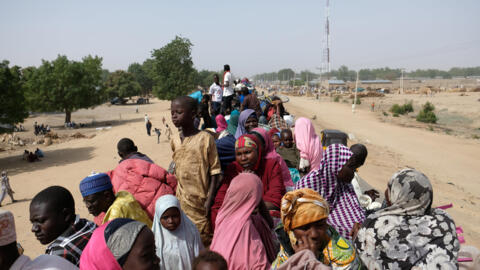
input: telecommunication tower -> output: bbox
[321,0,331,77]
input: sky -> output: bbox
[1,0,479,77]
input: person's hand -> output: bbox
[204,199,212,218]
[350,222,362,240]
[364,189,380,201]
[293,235,317,256]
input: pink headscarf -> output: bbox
[252,127,293,188]
[294,117,323,171]
[215,114,228,133]
[210,173,270,269]
[80,222,121,270]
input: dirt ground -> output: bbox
[0,92,479,258]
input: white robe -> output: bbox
[11,255,78,270]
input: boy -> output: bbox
[29,186,96,266]
[170,96,221,246]
[165,124,172,140]
[79,172,152,227]
[276,129,300,169]
[154,128,161,144]
[193,251,228,270]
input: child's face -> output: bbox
[171,100,194,128]
[160,207,181,231]
[272,135,281,148]
[281,131,294,148]
[195,261,224,270]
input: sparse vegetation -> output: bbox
[472,134,480,139]
[390,101,413,115]
[352,98,361,105]
[383,111,389,116]
[333,95,340,102]
[393,113,399,117]
[416,102,437,123]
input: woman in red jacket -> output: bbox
[210,134,286,228]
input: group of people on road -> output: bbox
[0,64,469,269]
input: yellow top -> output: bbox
[103,191,153,228]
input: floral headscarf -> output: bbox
[354,168,460,270]
[234,134,263,171]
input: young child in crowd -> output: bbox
[29,186,96,266]
[276,129,301,184]
[271,132,281,149]
[192,251,228,270]
[152,194,204,269]
[170,96,221,246]
[79,172,152,227]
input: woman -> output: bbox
[80,218,160,270]
[235,109,258,139]
[211,134,285,225]
[354,168,460,269]
[271,188,363,270]
[295,144,365,240]
[294,117,322,173]
[152,195,203,270]
[267,99,288,130]
[215,115,228,133]
[210,173,271,270]
[252,127,294,192]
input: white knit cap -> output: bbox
[0,209,16,246]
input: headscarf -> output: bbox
[210,173,270,269]
[252,127,293,188]
[355,168,460,269]
[295,144,364,240]
[294,117,322,171]
[215,115,228,133]
[234,134,262,171]
[152,195,204,270]
[281,189,329,234]
[0,210,16,246]
[226,111,240,135]
[80,219,146,270]
[235,109,256,139]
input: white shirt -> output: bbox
[209,83,223,102]
[11,255,78,270]
[144,115,149,123]
[223,71,234,97]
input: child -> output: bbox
[29,186,96,266]
[152,195,203,269]
[154,128,161,144]
[79,173,152,227]
[276,129,301,184]
[271,132,281,149]
[166,124,172,140]
[0,171,15,207]
[192,251,228,270]
[170,96,221,246]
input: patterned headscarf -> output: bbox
[355,169,460,269]
[235,134,262,171]
[281,188,329,233]
[295,144,365,240]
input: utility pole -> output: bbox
[400,69,405,94]
[352,70,359,113]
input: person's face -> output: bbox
[213,75,219,84]
[236,147,258,170]
[293,219,330,253]
[281,131,294,148]
[244,117,258,132]
[123,228,160,270]
[160,207,181,231]
[171,101,193,128]
[30,203,69,245]
[336,157,357,184]
[195,261,224,270]
[272,135,281,148]
[83,192,111,217]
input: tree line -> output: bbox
[1,36,220,126]
[253,66,480,83]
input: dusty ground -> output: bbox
[0,92,479,258]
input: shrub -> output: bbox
[333,95,340,102]
[383,111,388,116]
[390,104,405,115]
[403,101,414,113]
[352,98,361,105]
[416,102,437,123]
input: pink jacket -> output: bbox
[107,159,177,219]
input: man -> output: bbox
[0,171,15,207]
[221,64,235,114]
[240,87,262,118]
[1,209,78,270]
[209,74,223,115]
[79,173,152,227]
[29,186,96,266]
[117,137,154,163]
[154,128,161,144]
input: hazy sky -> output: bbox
[1,0,479,76]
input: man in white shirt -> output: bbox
[221,64,235,114]
[209,74,223,115]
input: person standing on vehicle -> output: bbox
[209,74,223,116]
[221,65,234,114]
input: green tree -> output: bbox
[105,70,142,99]
[128,63,152,96]
[277,69,295,81]
[150,36,196,100]
[0,61,29,126]
[24,55,104,123]
[299,70,318,82]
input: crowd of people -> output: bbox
[0,64,473,270]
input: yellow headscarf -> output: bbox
[281,188,329,233]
